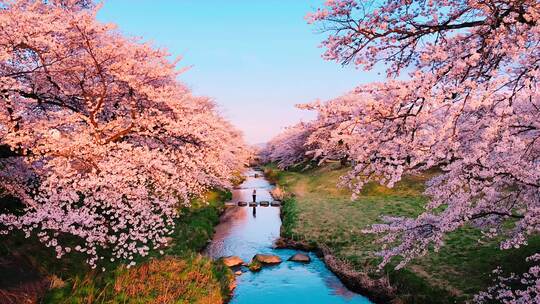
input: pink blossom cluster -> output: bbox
[0,0,248,267]
[305,0,358,24]
[475,254,540,303]
[260,122,315,169]
[265,0,540,301]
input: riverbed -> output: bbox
[205,169,373,304]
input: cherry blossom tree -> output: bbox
[266,0,540,301]
[0,0,247,267]
[260,122,315,169]
[261,97,361,169]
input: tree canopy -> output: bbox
[0,0,248,267]
[264,0,540,302]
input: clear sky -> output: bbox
[97,1,382,144]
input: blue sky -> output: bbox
[97,1,382,144]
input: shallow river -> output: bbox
[205,169,373,304]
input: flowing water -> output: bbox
[205,169,373,304]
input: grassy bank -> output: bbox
[0,190,233,304]
[265,163,540,303]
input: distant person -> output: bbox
[252,189,257,203]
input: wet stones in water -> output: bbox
[259,201,270,207]
[237,201,247,207]
[248,260,262,272]
[248,202,257,207]
[252,254,282,265]
[235,270,243,276]
[288,253,311,263]
[222,256,245,267]
[270,200,281,207]
[248,254,281,272]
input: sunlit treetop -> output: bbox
[0,0,248,267]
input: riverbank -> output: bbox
[0,190,234,304]
[274,237,395,303]
[206,168,373,304]
[265,163,540,303]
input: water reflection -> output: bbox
[205,169,372,304]
[205,205,280,260]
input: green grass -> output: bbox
[43,254,233,304]
[280,196,299,241]
[265,163,540,303]
[1,190,234,304]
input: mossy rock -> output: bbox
[248,261,262,272]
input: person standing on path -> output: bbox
[252,189,257,203]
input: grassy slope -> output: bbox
[266,163,540,303]
[1,190,233,304]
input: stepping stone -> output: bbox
[248,261,262,272]
[248,202,257,207]
[288,253,311,263]
[237,201,247,207]
[252,254,282,265]
[270,200,281,207]
[259,201,270,207]
[235,270,242,275]
[222,256,244,267]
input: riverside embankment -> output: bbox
[205,168,373,304]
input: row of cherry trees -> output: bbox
[0,0,248,268]
[263,0,539,302]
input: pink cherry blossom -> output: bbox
[264,0,540,301]
[0,0,248,267]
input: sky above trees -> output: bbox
[97,0,384,144]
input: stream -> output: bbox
[205,169,373,304]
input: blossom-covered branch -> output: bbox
[0,0,248,267]
[266,0,539,301]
